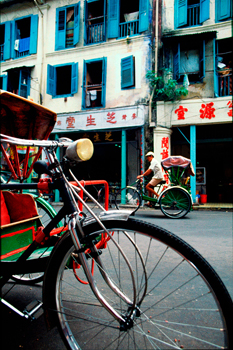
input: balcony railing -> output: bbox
[0,43,4,61]
[187,4,200,26]
[15,37,30,58]
[119,20,139,38]
[86,22,104,45]
[218,72,232,96]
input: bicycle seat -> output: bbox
[159,180,166,185]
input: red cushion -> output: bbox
[3,191,38,223]
[0,191,11,226]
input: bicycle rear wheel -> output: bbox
[43,218,232,350]
[11,197,59,285]
[160,187,191,218]
[115,187,141,214]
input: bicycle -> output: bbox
[114,156,194,218]
[1,91,232,350]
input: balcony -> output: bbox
[119,19,139,38]
[86,22,104,45]
[187,4,200,27]
[218,72,232,96]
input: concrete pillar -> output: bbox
[153,126,173,162]
[190,125,196,202]
[121,129,127,203]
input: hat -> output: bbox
[146,151,154,157]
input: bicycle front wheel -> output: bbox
[43,218,232,350]
[115,187,141,214]
[160,187,191,218]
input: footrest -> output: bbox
[24,299,43,320]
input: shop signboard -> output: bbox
[52,105,145,133]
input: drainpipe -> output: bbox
[34,0,44,104]
[149,0,159,127]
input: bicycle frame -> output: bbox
[0,134,141,325]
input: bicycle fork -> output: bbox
[68,214,141,329]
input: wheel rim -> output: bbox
[160,188,191,218]
[54,226,229,349]
[115,187,141,214]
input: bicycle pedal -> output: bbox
[24,299,43,320]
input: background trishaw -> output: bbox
[114,155,194,218]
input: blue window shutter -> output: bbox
[139,0,149,32]
[217,0,231,20]
[47,64,56,96]
[19,69,30,98]
[176,0,187,28]
[214,38,219,97]
[173,43,180,80]
[101,57,107,107]
[82,60,87,108]
[3,22,11,60]
[107,0,119,38]
[2,75,7,90]
[200,0,210,23]
[121,56,134,89]
[71,62,78,94]
[199,39,205,80]
[29,15,38,54]
[73,3,80,45]
[11,20,16,59]
[55,8,66,50]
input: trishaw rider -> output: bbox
[137,151,163,207]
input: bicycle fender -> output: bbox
[158,186,193,204]
[83,210,132,227]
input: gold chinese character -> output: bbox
[93,133,101,142]
[105,131,113,141]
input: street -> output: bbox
[0,209,232,349]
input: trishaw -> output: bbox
[0,91,232,350]
[114,156,194,218]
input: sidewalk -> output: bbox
[193,202,233,211]
[50,201,233,212]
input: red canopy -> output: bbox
[0,90,57,140]
[161,156,195,176]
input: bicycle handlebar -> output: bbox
[0,134,72,148]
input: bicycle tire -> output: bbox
[43,218,233,350]
[115,187,141,214]
[159,187,191,218]
[11,197,59,285]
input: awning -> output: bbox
[162,30,217,43]
[3,65,35,73]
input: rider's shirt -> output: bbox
[149,158,163,179]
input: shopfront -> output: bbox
[51,105,146,198]
[156,97,232,202]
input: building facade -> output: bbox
[153,0,232,202]
[0,0,153,194]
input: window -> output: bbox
[12,15,38,59]
[0,22,11,61]
[7,68,31,98]
[0,75,7,90]
[173,39,205,83]
[121,55,135,89]
[84,0,106,45]
[47,63,78,98]
[215,38,232,96]
[215,0,232,21]
[55,3,80,51]
[82,58,106,108]
[108,0,149,39]
[175,0,209,28]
